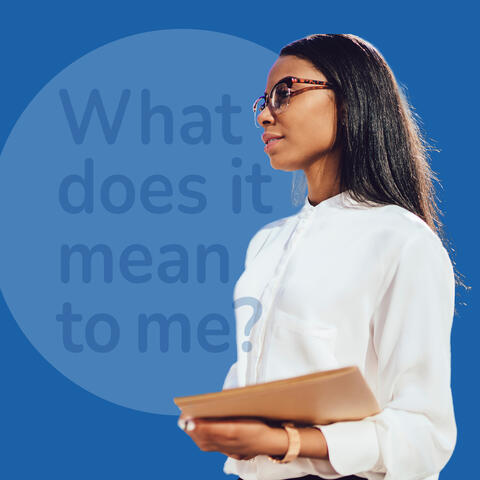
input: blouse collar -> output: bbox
[301,189,357,213]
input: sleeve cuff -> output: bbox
[313,419,381,476]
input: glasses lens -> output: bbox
[272,83,289,112]
[253,96,266,127]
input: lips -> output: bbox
[264,137,284,153]
[262,133,284,144]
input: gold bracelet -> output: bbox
[267,422,301,464]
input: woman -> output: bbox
[177,34,465,480]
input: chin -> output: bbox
[269,156,301,172]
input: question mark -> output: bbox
[233,296,262,352]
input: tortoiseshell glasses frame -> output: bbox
[252,76,334,128]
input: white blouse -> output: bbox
[221,190,456,480]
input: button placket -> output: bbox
[252,209,316,382]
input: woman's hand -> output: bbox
[177,412,286,461]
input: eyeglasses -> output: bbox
[252,76,334,128]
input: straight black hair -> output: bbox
[280,33,468,309]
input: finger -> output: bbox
[177,415,195,431]
[185,419,196,432]
[177,417,187,430]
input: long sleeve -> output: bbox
[312,231,457,479]
[221,225,272,392]
[222,361,238,390]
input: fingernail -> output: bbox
[177,418,186,430]
[186,420,196,431]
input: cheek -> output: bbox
[285,96,337,145]
[314,116,337,146]
[292,107,337,151]
[312,100,337,138]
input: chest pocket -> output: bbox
[262,309,340,382]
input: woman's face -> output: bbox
[257,55,340,172]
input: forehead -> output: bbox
[265,55,327,92]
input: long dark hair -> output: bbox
[280,33,469,310]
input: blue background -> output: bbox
[0,1,476,478]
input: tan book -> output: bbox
[173,365,381,426]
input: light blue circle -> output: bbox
[0,29,292,414]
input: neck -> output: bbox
[303,150,342,206]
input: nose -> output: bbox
[257,104,275,128]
